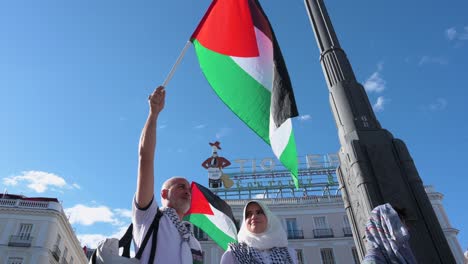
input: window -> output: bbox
[343,215,353,236]
[295,249,304,264]
[286,218,298,232]
[285,218,303,239]
[8,257,23,264]
[314,217,333,238]
[234,219,241,231]
[314,216,328,228]
[320,248,336,264]
[351,247,360,264]
[63,247,68,260]
[193,226,207,240]
[18,224,33,239]
[343,215,351,227]
[55,234,62,246]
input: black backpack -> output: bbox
[90,208,163,263]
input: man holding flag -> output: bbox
[133,86,203,264]
[133,86,238,263]
[132,0,301,261]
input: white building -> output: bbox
[0,194,88,264]
[197,154,464,264]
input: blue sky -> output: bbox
[1,0,467,252]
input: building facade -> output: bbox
[0,194,88,264]
[196,154,464,264]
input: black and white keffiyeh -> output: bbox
[161,207,202,264]
[161,207,192,241]
[229,242,293,264]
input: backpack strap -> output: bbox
[134,208,163,260]
[89,208,163,264]
[119,223,134,258]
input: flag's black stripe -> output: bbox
[194,182,238,231]
[251,0,299,128]
[248,0,272,41]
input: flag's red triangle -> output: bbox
[191,0,259,57]
[185,182,214,216]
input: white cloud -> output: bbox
[194,124,206,129]
[373,96,387,112]
[158,124,167,129]
[429,98,448,111]
[78,234,107,248]
[114,208,132,219]
[215,128,232,139]
[446,27,457,40]
[78,226,130,248]
[418,56,448,66]
[2,171,71,193]
[364,63,386,93]
[72,183,81,189]
[462,26,468,40]
[446,26,468,41]
[298,114,312,121]
[65,205,118,226]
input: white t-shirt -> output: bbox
[132,197,201,264]
[220,247,299,264]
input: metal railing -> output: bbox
[287,230,304,239]
[8,235,33,247]
[195,233,209,241]
[313,228,334,238]
[51,245,61,262]
[343,226,353,237]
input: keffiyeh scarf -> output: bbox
[161,207,203,264]
[229,242,293,264]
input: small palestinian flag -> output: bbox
[191,0,300,187]
[183,182,237,250]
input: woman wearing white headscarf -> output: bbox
[220,200,298,264]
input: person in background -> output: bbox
[361,203,417,264]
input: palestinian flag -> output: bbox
[183,182,237,250]
[191,0,300,187]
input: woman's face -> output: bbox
[245,203,268,234]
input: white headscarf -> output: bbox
[237,200,288,250]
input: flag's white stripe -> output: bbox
[205,205,238,240]
[269,116,292,158]
[231,27,273,92]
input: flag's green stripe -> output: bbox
[193,40,271,144]
[185,214,237,251]
[279,131,299,188]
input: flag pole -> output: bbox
[162,41,192,87]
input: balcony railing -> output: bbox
[343,226,353,237]
[8,235,33,247]
[313,228,334,238]
[51,245,61,262]
[287,230,304,239]
[195,233,209,241]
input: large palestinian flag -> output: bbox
[183,182,237,250]
[191,0,300,187]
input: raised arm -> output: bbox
[136,86,165,208]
